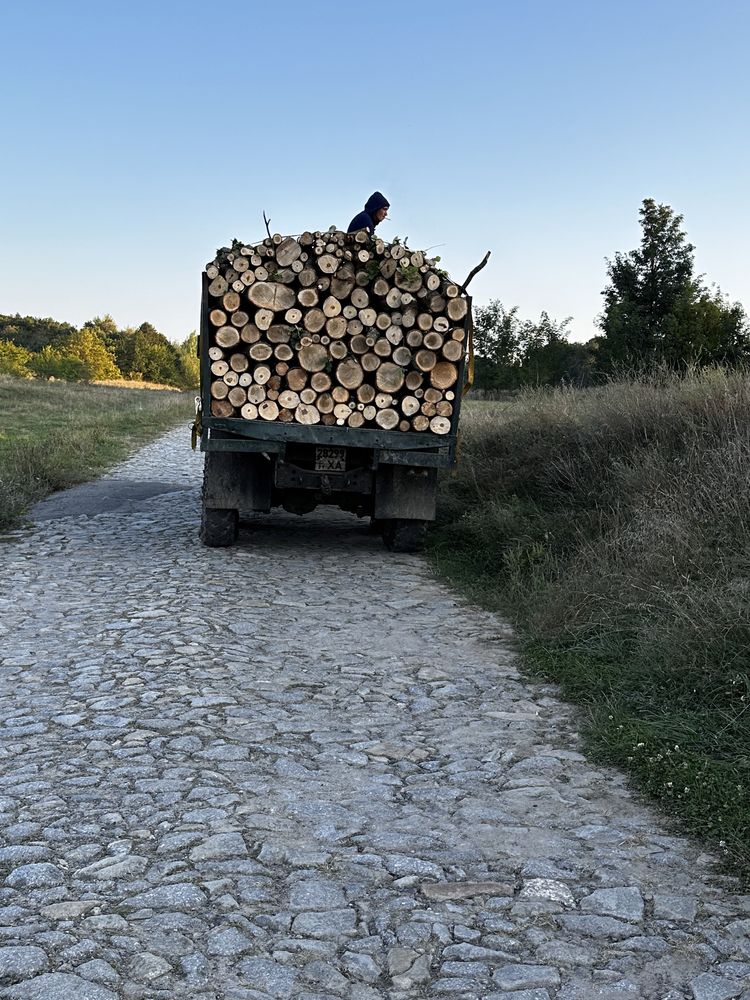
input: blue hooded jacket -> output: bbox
[347,191,390,234]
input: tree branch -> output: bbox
[263,211,272,239]
[461,251,491,293]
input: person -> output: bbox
[347,192,390,235]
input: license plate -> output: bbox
[315,446,346,472]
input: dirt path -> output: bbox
[0,428,748,1000]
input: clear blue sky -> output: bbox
[1,0,748,343]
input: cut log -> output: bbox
[230,353,249,372]
[267,324,291,343]
[310,371,331,392]
[300,388,317,404]
[375,408,399,429]
[329,341,348,360]
[303,308,326,333]
[425,272,441,291]
[392,346,412,366]
[447,297,468,321]
[430,415,451,435]
[336,358,364,389]
[286,367,308,391]
[259,400,279,421]
[430,361,459,389]
[285,307,302,324]
[239,372,253,386]
[415,349,437,372]
[350,334,368,355]
[278,390,300,409]
[249,342,273,361]
[442,339,463,361]
[401,396,420,417]
[361,352,380,372]
[417,312,434,331]
[358,308,377,327]
[298,343,328,371]
[375,312,392,331]
[215,326,240,348]
[248,282,296,311]
[317,393,334,414]
[211,380,229,400]
[317,254,339,273]
[253,364,272,385]
[240,402,258,420]
[373,277,390,297]
[255,309,274,330]
[322,295,342,318]
[223,291,241,312]
[386,287,402,308]
[433,316,450,333]
[406,329,423,348]
[385,326,404,345]
[223,370,239,386]
[333,403,352,420]
[210,309,227,327]
[275,361,290,376]
[325,316,347,339]
[357,383,376,404]
[211,399,234,417]
[348,411,365,428]
[412,414,429,431]
[247,384,266,404]
[228,386,246,407]
[423,332,444,351]
[332,386,349,403]
[211,360,229,377]
[362,404,377,421]
[231,310,250,328]
[208,346,225,361]
[373,339,392,358]
[206,263,219,279]
[295,403,320,424]
[208,276,228,297]
[275,237,302,267]
[436,401,453,417]
[274,343,294,361]
[375,392,392,409]
[351,287,369,309]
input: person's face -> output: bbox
[374,206,389,223]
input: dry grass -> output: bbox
[430,367,750,872]
[0,375,194,529]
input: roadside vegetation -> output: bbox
[0,376,194,530]
[430,369,750,871]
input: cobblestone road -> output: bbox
[1,427,749,1000]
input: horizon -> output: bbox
[1,0,748,344]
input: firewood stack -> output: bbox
[204,229,469,434]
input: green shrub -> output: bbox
[0,340,32,377]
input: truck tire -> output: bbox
[382,518,428,553]
[200,507,238,547]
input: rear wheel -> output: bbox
[382,518,428,553]
[200,507,238,547]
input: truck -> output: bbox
[194,233,483,552]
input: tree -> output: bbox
[29,345,90,381]
[61,328,121,380]
[472,301,524,390]
[130,323,180,384]
[175,331,200,389]
[0,314,77,352]
[599,198,748,367]
[0,340,32,378]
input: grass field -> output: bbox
[0,375,194,529]
[430,369,750,874]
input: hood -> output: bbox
[364,191,390,214]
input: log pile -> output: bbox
[204,229,469,435]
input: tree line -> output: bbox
[0,313,199,388]
[474,198,749,391]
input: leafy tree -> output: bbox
[0,340,33,377]
[61,328,121,380]
[599,198,748,367]
[175,331,200,389]
[130,323,181,384]
[29,345,90,381]
[0,314,77,352]
[472,302,524,390]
